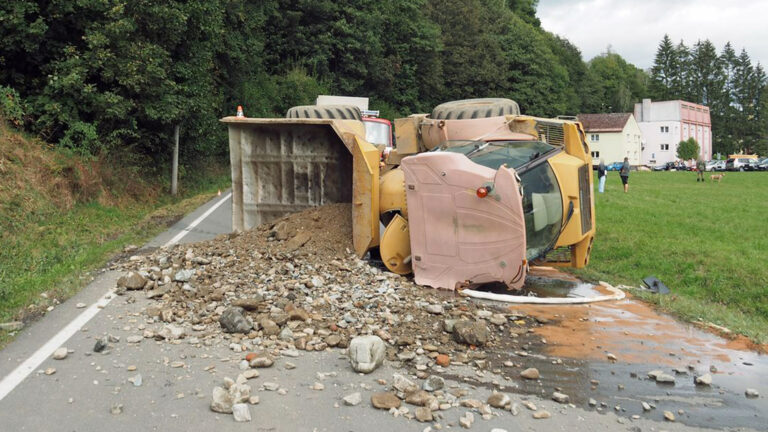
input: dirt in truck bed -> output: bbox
[240,202,354,257]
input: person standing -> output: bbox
[619,157,630,193]
[696,157,705,182]
[597,159,607,193]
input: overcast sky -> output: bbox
[538,0,765,70]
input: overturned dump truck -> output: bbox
[222,98,595,291]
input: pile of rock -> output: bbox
[114,204,554,425]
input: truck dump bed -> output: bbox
[222,117,360,231]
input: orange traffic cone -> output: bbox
[236,105,244,118]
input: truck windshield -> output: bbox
[438,140,563,261]
[518,163,563,260]
[440,140,556,170]
[364,121,391,147]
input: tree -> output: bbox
[545,34,596,114]
[496,13,571,116]
[673,40,691,100]
[588,52,648,113]
[508,0,540,27]
[650,35,677,100]
[689,40,723,106]
[677,137,700,160]
[753,64,768,156]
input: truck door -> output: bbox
[401,152,527,290]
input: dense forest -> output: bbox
[1,0,765,163]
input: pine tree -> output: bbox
[673,40,691,100]
[714,43,740,155]
[650,35,677,100]
[753,64,768,156]
[732,49,756,153]
[689,40,723,106]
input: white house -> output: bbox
[577,113,643,166]
[633,99,712,165]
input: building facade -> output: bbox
[633,99,712,165]
[577,113,643,166]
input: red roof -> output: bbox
[577,113,632,132]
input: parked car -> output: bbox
[652,162,678,171]
[726,158,755,171]
[606,162,624,171]
[706,160,726,171]
[758,158,768,171]
[742,158,761,171]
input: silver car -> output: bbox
[706,160,725,171]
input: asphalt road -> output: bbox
[0,191,763,431]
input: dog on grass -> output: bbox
[710,173,725,183]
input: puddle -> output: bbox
[471,265,612,300]
[471,267,768,430]
[518,275,600,298]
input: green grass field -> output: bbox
[572,170,768,343]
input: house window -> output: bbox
[661,144,669,151]
[660,126,669,133]
[590,134,599,141]
[591,151,600,158]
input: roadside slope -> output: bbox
[0,120,229,343]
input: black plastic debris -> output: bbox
[643,276,669,294]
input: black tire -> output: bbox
[285,105,362,121]
[431,98,520,120]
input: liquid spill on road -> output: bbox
[476,267,767,430]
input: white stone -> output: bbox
[232,403,251,422]
[52,347,68,360]
[210,386,233,413]
[392,373,418,393]
[348,335,385,373]
[343,392,362,406]
[694,373,712,386]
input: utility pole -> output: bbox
[171,124,179,196]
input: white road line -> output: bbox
[162,192,232,248]
[0,191,232,402]
[0,289,115,401]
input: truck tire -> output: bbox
[431,98,520,120]
[286,105,362,121]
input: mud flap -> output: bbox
[351,136,380,258]
[402,152,527,290]
[380,214,412,275]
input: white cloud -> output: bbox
[538,0,767,69]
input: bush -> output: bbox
[59,122,102,156]
[0,86,26,127]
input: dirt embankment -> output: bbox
[0,120,159,225]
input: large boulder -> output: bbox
[117,272,147,290]
[348,335,386,373]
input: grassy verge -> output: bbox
[0,122,230,346]
[571,170,768,343]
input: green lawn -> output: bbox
[571,170,768,343]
